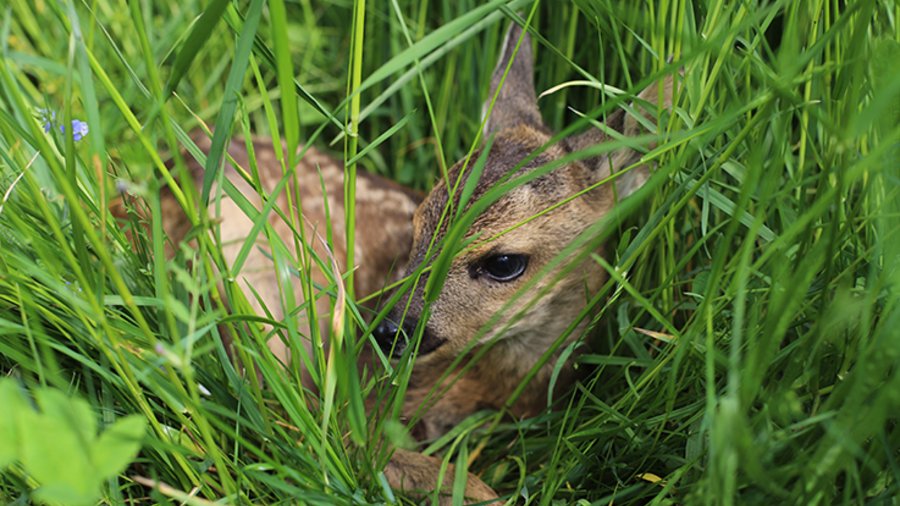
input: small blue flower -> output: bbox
[61,120,90,141]
[36,108,89,142]
[37,108,55,133]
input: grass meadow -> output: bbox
[1,0,899,504]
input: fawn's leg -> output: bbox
[385,448,500,505]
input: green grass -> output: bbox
[1,0,899,504]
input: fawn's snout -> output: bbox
[372,318,410,357]
[373,316,445,358]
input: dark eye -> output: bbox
[478,254,528,282]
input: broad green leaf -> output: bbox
[32,482,99,506]
[33,387,97,446]
[19,410,97,506]
[0,379,27,468]
[91,415,146,479]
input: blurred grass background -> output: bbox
[1,0,898,504]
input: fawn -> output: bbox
[150,21,674,506]
[369,24,674,502]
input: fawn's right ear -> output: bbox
[482,23,544,136]
[567,75,677,199]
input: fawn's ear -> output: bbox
[482,23,543,136]
[568,75,677,199]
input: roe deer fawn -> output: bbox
[370,23,674,502]
[149,21,674,506]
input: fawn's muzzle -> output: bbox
[372,317,446,359]
[373,318,411,358]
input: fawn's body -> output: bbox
[162,134,420,372]
[155,22,673,505]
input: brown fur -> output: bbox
[385,25,676,446]
[158,133,420,375]
[145,135,498,503]
[133,21,674,506]
[384,449,499,506]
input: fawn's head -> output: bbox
[374,23,674,379]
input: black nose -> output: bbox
[372,318,411,357]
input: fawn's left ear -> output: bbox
[568,75,677,199]
[482,23,544,136]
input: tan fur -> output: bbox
[384,25,676,446]
[384,449,499,506]
[145,134,497,503]
[133,22,674,506]
[158,133,420,375]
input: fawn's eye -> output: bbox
[477,254,529,282]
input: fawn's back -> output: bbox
[161,133,420,369]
